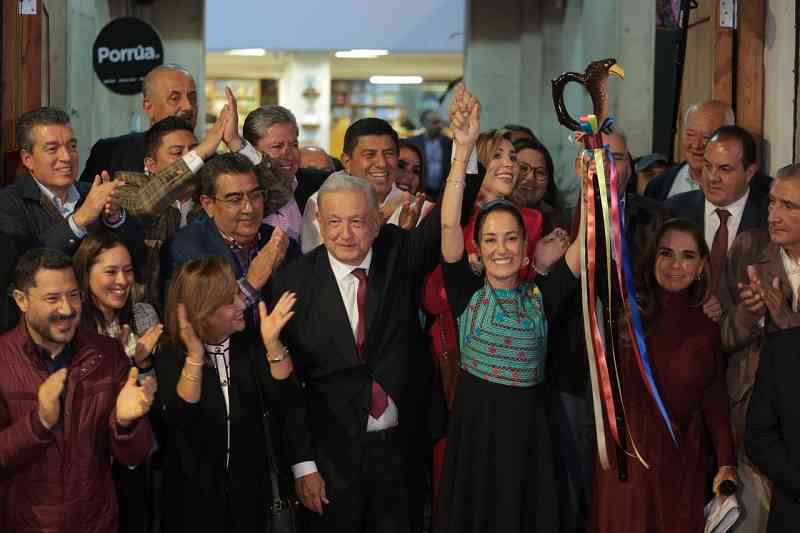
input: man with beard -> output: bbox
[0,248,155,533]
[80,64,198,182]
[720,163,800,533]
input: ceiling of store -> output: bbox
[205,0,465,54]
[206,52,464,82]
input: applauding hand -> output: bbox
[115,367,157,427]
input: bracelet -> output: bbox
[181,370,202,382]
[267,346,289,363]
[452,158,468,164]
[184,358,204,366]
[532,263,549,276]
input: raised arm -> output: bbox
[441,85,480,263]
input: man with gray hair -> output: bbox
[80,64,199,182]
[269,165,480,531]
[242,105,331,243]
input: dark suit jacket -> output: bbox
[155,332,279,532]
[79,132,146,183]
[296,167,331,213]
[665,188,769,241]
[745,327,800,533]
[646,162,773,202]
[407,133,453,194]
[0,233,18,335]
[0,173,144,257]
[270,173,479,490]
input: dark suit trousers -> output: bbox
[306,428,410,533]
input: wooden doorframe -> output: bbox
[2,0,44,185]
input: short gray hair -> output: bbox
[243,106,298,146]
[143,64,195,98]
[16,107,71,152]
[317,171,379,212]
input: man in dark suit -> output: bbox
[0,107,142,257]
[80,64,198,183]
[270,146,479,530]
[645,100,734,201]
[161,153,297,313]
[666,126,769,319]
[745,327,800,533]
[407,110,453,196]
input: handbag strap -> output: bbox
[250,355,286,513]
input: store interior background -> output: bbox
[7,0,795,201]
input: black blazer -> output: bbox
[665,188,769,239]
[0,233,19,335]
[270,173,480,490]
[406,133,453,193]
[745,327,800,533]
[79,132,146,183]
[155,332,279,532]
[295,167,331,213]
[0,173,144,257]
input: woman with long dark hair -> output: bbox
[511,138,568,233]
[590,218,736,533]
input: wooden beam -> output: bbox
[736,0,765,144]
[711,0,734,104]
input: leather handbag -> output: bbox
[253,369,298,533]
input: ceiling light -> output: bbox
[369,75,424,85]
[335,49,389,59]
[225,48,267,56]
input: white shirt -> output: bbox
[780,248,800,312]
[667,163,702,198]
[204,337,232,469]
[300,184,408,254]
[290,249,399,480]
[704,189,750,252]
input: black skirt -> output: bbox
[435,370,559,533]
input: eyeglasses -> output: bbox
[519,163,548,181]
[211,189,267,209]
[28,289,84,306]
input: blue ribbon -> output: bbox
[617,198,678,446]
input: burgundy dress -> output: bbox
[590,288,735,533]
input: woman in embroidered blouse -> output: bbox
[434,86,581,533]
[155,256,296,532]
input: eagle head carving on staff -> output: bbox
[551,58,625,132]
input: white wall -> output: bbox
[67,0,205,172]
[762,0,797,172]
[278,54,332,152]
[465,0,655,207]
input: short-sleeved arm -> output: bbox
[442,255,483,319]
[537,257,579,322]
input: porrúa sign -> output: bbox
[93,17,164,95]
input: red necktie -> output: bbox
[351,268,389,419]
[710,209,731,291]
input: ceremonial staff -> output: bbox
[551,59,677,476]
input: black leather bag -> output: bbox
[253,373,298,533]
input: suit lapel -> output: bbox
[738,194,764,235]
[313,250,360,364]
[364,239,389,357]
[202,218,242,277]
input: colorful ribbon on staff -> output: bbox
[577,114,676,470]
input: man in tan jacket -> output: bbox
[720,163,800,532]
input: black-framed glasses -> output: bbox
[211,189,267,209]
[519,163,548,180]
